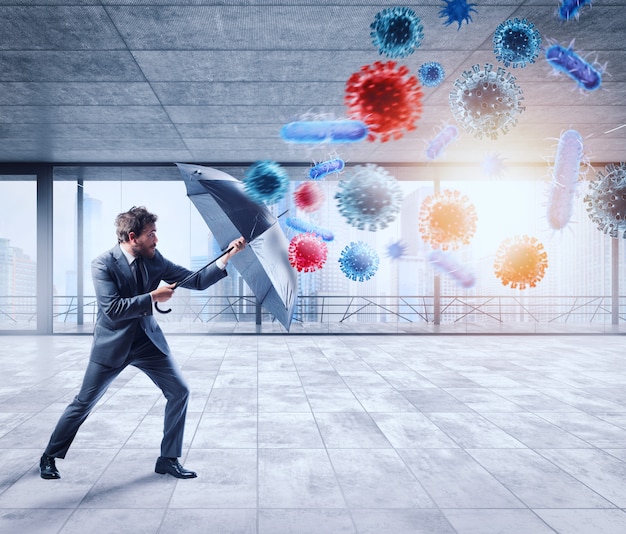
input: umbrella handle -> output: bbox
[154,281,178,314]
[155,302,172,314]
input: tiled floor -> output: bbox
[1,333,626,533]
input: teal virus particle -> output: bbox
[418,62,445,87]
[339,241,380,282]
[449,63,525,140]
[370,6,424,59]
[243,160,289,204]
[584,163,626,239]
[335,164,403,231]
[493,18,542,68]
[439,0,477,30]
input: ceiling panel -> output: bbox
[0,1,623,166]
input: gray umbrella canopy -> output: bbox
[176,163,297,331]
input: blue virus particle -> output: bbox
[493,18,542,69]
[309,158,345,180]
[545,42,603,92]
[583,163,626,239]
[335,164,403,231]
[439,0,477,30]
[370,6,424,59]
[243,160,289,205]
[418,62,445,88]
[386,240,407,260]
[449,63,525,140]
[280,120,368,144]
[558,0,593,21]
[339,241,380,282]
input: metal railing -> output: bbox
[0,294,624,331]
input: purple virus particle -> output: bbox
[243,160,289,205]
[545,42,602,92]
[386,240,407,260]
[426,124,459,161]
[280,120,368,144]
[309,158,345,180]
[558,0,593,21]
[493,18,542,69]
[547,130,584,230]
[418,61,445,88]
[439,0,477,30]
[285,216,335,242]
[449,63,525,140]
[335,164,403,231]
[482,152,508,179]
[584,163,626,239]
[370,6,424,59]
[339,241,380,282]
[428,249,476,288]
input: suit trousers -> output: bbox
[45,330,190,459]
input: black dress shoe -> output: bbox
[155,456,197,479]
[40,454,60,479]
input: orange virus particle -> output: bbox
[493,235,548,289]
[345,61,423,142]
[418,189,477,250]
[288,233,328,273]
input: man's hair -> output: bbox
[115,206,158,243]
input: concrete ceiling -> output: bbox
[0,1,624,167]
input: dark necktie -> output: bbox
[134,258,145,294]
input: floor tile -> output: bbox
[258,449,345,508]
[443,509,555,534]
[3,334,626,533]
[534,508,626,534]
[328,449,434,509]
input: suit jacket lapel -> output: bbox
[112,244,139,292]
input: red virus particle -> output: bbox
[345,61,423,142]
[494,235,548,289]
[418,189,478,250]
[293,181,326,213]
[288,233,328,273]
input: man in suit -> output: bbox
[40,206,245,480]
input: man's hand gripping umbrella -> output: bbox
[153,236,246,314]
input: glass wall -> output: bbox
[437,178,614,331]
[8,162,615,334]
[0,176,37,331]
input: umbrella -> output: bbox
[172,162,297,331]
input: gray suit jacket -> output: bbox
[90,244,227,367]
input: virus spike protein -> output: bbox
[418,189,478,250]
[335,164,403,231]
[338,241,380,282]
[345,61,424,143]
[288,233,328,273]
[243,160,290,205]
[493,235,549,289]
[584,163,626,239]
[439,0,478,30]
[493,18,542,69]
[370,6,424,59]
